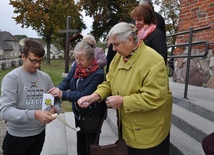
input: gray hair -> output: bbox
[82,34,96,48]
[108,22,138,44]
[73,41,94,60]
[139,0,154,10]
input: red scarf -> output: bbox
[74,59,99,79]
[138,24,157,40]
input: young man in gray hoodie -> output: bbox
[0,38,61,155]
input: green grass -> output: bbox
[60,101,72,113]
[0,59,72,112]
[40,59,72,112]
[40,59,66,86]
[0,68,14,84]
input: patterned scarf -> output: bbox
[74,59,99,79]
[123,50,135,63]
[138,24,157,41]
[123,41,143,63]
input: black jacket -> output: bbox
[155,12,166,36]
[144,28,167,64]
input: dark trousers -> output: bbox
[77,131,98,155]
[202,132,214,155]
[128,133,170,155]
[2,130,45,155]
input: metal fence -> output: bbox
[167,26,211,98]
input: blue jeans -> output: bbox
[2,130,45,155]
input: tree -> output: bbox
[14,35,28,41]
[80,0,138,40]
[10,0,86,64]
[154,0,180,45]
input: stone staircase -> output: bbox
[40,112,117,155]
[40,112,76,155]
[169,96,214,155]
[168,79,214,155]
[40,79,214,155]
[106,79,214,155]
[106,97,213,155]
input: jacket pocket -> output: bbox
[132,117,164,145]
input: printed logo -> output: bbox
[31,81,38,88]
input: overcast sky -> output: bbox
[0,0,92,38]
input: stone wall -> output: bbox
[173,0,214,88]
[0,59,22,71]
[173,49,214,88]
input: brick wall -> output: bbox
[173,0,214,88]
[177,0,214,43]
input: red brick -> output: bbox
[178,0,214,43]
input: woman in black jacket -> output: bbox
[130,4,167,64]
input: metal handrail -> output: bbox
[166,26,211,99]
[168,41,209,58]
[168,26,210,36]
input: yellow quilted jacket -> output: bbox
[95,42,172,149]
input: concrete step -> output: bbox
[41,113,69,155]
[105,108,118,137]
[170,124,204,155]
[169,78,214,124]
[64,112,78,155]
[64,112,118,154]
[173,96,214,123]
[172,103,214,142]
[41,112,117,155]
[106,105,208,155]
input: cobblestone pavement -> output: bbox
[0,120,6,155]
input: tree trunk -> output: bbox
[46,35,51,64]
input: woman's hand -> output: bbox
[77,93,101,108]
[48,87,62,98]
[105,95,123,109]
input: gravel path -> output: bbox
[0,120,6,155]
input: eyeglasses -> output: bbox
[27,56,45,64]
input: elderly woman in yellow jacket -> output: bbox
[78,22,172,155]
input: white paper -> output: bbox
[42,93,54,110]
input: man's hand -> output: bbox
[34,110,54,124]
[48,105,57,114]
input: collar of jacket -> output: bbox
[117,41,146,70]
